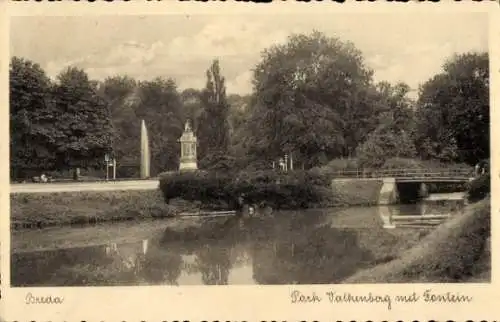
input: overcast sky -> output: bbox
[10,13,488,98]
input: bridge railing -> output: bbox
[332,168,475,179]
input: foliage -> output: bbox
[243,31,377,168]
[10,58,115,178]
[181,88,203,129]
[134,78,184,174]
[52,67,114,169]
[354,81,417,168]
[414,52,489,165]
[308,158,359,178]
[196,60,231,163]
[97,76,139,167]
[198,151,237,172]
[373,81,415,133]
[11,47,489,179]
[10,57,57,178]
[356,127,417,168]
[159,169,333,210]
[466,173,490,203]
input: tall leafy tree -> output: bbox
[181,88,203,129]
[197,59,231,164]
[134,77,184,174]
[244,31,375,168]
[355,81,417,168]
[9,57,57,178]
[97,76,139,168]
[415,52,489,164]
[52,67,114,170]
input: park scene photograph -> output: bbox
[9,13,490,286]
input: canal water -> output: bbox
[11,197,465,286]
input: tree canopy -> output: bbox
[10,57,56,176]
[134,77,184,173]
[10,38,488,179]
[10,58,114,178]
[52,66,114,169]
[196,59,231,164]
[414,52,489,165]
[242,31,380,168]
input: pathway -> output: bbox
[10,180,159,193]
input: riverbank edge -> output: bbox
[344,197,491,283]
[10,189,178,230]
[10,180,385,230]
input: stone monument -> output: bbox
[178,120,198,171]
[140,119,150,178]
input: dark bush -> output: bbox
[159,169,332,210]
[466,173,490,203]
[199,152,238,172]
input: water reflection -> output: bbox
[379,196,465,229]
[11,200,463,286]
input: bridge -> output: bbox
[330,168,475,205]
[332,168,475,183]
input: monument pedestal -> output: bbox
[179,159,197,171]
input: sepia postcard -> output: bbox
[1,1,499,321]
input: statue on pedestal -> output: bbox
[178,120,198,171]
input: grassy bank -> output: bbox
[11,189,176,230]
[344,197,491,283]
[329,180,383,206]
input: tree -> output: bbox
[415,52,489,164]
[9,57,57,178]
[227,94,251,140]
[97,76,140,172]
[356,126,417,168]
[197,59,231,163]
[374,81,415,133]
[244,31,376,169]
[181,88,203,127]
[52,67,114,170]
[134,77,184,174]
[354,81,417,168]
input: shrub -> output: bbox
[467,173,490,203]
[382,158,425,169]
[356,129,417,169]
[324,158,359,171]
[199,152,238,172]
[159,169,333,210]
[310,158,359,178]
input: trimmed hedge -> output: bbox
[159,170,334,210]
